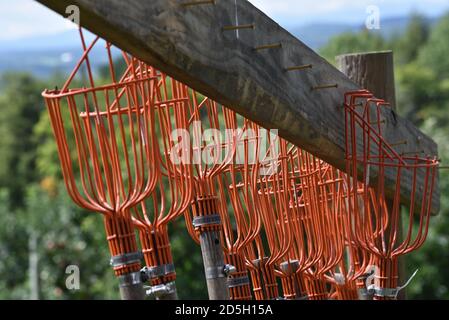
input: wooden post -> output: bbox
[199,229,230,300]
[111,252,146,300]
[337,51,406,300]
[118,272,146,300]
[337,51,397,108]
[192,197,230,300]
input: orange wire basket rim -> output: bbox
[346,156,439,168]
[42,75,159,99]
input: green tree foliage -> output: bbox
[404,15,449,298]
[0,74,47,207]
[320,30,387,63]
[418,13,449,80]
[394,14,430,65]
[23,184,119,299]
[0,190,29,299]
[395,62,438,125]
[0,66,207,299]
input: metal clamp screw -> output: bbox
[228,275,250,288]
[145,281,177,299]
[141,263,176,282]
[223,264,237,277]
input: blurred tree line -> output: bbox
[0,71,206,299]
[0,13,448,300]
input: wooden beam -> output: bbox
[34,0,440,213]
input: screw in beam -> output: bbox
[223,24,255,31]
[390,140,408,147]
[311,84,339,91]
[181,0,216,8]
[285,64,313,72]
[370,120,386,125]
[254,43,282,51]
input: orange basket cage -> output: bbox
[344,90,439,300]
[224,121,279,300]
[132,71,194,300]
[42,29,160,298]
[255,141,348,300]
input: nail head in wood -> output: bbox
[223,24,255,31]
[311,84,339,91]
[390,140,408,147]
[285,64,313,72]
[254,43,282,51]
[181,0,216,8]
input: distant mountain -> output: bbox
[0,48,114,78]
[291,16,438,49]
[0,29,118,78]
[0,29,97,53]
[291,23,355,50]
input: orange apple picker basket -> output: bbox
[42,29,161,299]
[344,90,439,300]
[133,72,193,300]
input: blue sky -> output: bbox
[0,0,449,41]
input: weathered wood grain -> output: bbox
[199,230,230,300]
[35,0,440,213]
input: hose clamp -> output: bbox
[110,251,143,268]
[193,214,221,228]
[368,269,419,299]
[280,260,300,274]
[228,275,250,288]
[371,286,399,298]
[141,263,176,281]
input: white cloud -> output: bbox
[0,0,73,41]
